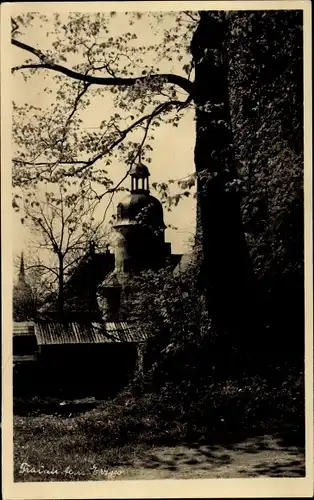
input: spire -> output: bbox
[13,252,35,321]
[18,252,25,281]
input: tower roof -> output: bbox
[116,193,166,229]
[13,253,35,321]
[129,163,150,179]
[115,162,165,229]
[19,252,25,281]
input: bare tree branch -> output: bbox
[183,11,200,23]
[11,38,194,95]
[11,18,19,36]
[26,264,59,276]
[65,95,192,176]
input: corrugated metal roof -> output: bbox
[34,322,149,345]
[13,322,35,336]
[105,322,150,342]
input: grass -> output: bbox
[14,413,147,481]
[14,370,305,482]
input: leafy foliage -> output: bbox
[12,12,195,190]
[11,10,304,345]
[127,246,209,385]
[11,13,305,475]
[227,11,304,344]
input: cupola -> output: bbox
[130,163,150,193]
[116,163,165,229]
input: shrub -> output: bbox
[74,368,304,450]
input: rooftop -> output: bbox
[33,321,150,345]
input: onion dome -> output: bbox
[13,253,35,321]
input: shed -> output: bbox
[13,321,38,364]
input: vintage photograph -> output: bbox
[3,2,311,491]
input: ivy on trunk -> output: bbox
[191,12,257,337]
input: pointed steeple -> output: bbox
[18,252,25,281]
[13,252,35,321]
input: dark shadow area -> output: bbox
[252,460,305,477]
[13,342,139,415]
[13,396,100,417]
[125,434,305,477]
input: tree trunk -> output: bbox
[58,254,64,318]
[190,12,257,340]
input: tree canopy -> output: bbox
[11,12,196,189]
[11,9,304,346]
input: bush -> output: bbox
[74,367,304,451]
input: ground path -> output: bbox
[95,433,305,480]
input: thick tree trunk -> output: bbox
[191,12,257,340]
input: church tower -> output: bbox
[97,164,171,321]
[114,163,171,273]
[13,253,35,321]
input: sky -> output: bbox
[11,10,197,265]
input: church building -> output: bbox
[13,164,183,396]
